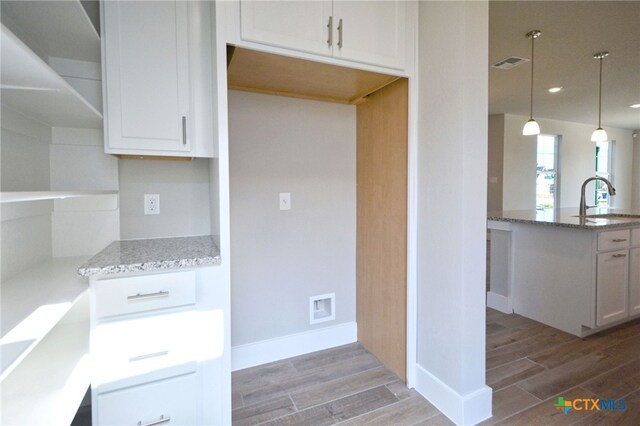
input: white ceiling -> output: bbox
[489,1,640,130]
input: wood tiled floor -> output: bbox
[233,311,640,425]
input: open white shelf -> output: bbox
[0,0,100,62]
[1,320,90,426]
[0,23,103,129]
[0,190,117,204]
[0,256,90,382]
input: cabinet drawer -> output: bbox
[633,228,640,247]
[598,229,631,252]
[97,372,197,426]
[94,271,196,318]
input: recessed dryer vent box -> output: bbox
[309,293,335,324]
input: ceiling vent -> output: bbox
[492,56,529,70]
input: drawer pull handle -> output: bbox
[138,415,171,426]
[337,18,343,49]
[127,291,169,301]
[129,350,169,362]
[612,238,628,242]
[612,253,628,258]
[182,116,187,145]
[327,16,333,47]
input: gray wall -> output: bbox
[633,131,640,212]
[487,114,504,212]
[118,158,211,239]
[228,90,356,346]
[491,114,635,211]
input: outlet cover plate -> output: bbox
[144,194,160,215]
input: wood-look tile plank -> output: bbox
[478,385,541,425]
[582,358,640,399]
[385,380,415,401]
[495,387,599,425]
[412,413,456,425]
[232,360,297,394]
[570,388,640,425]
[527,338,607,369]
[486,322,508,335]
[518,352,624,401]
[489,312,545,331]
[486,329,575,370]
[242,351,382,406]
[337,394,440,426]
[289,343,368,373]
[602,334,640,362]
[325,386,399,422]
[486,358,546,391]
[231,395,296,426]
[261,405,336,426]
[290,367,397,410]
[487,324,548,351]
[232,388,244,409]
[586,319,640,347]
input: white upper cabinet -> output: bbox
[240,1,333,57]
[331,1,405,70]
[239,0,407,70]
[102,1,216,157]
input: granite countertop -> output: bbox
[78,235,221,277]
[488,208,640,230]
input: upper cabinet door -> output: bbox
[240,1,333,57]
[332,1,405,70]
[103,1,190,153]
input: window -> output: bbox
[536,134,560,210]
[595,141,614,208]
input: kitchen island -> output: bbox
[487,208,640,337]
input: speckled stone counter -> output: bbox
[78,235,221,276]
[488,208,640,230]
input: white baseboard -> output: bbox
[414,364,492,425]
[231,322,357,371]
[486,291,512,313]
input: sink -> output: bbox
[574,214,640,219]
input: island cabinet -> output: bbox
[101,1,216,158]
[78,236,230,426]
[487,211,640,337]
[239,0,408,70]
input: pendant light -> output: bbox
[591,51,609,142]
[523,30,542,136]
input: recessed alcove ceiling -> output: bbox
[227,46,401,105]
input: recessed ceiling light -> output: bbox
[630,103,640,109]
[548,87,562,93]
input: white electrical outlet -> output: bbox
[279,192,291,210]
[144,194,160,215]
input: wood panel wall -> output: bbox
[356,78,408,380]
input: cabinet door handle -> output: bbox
[127,290,169,301]
[182,116,187,145]
[337,18,343,49]
[138,415,171,426]
[129,350,169,362]
[327,16,333,47]
[612,238,628,242]
[612,253,628,258]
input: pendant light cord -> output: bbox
[598,56,603,128]
[530,35,535,120]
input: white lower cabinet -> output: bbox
[90,267,230,425]
[596,249,629,326]
[97,373,197,426]
[629,247,640,315]
[596,228,640,327]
